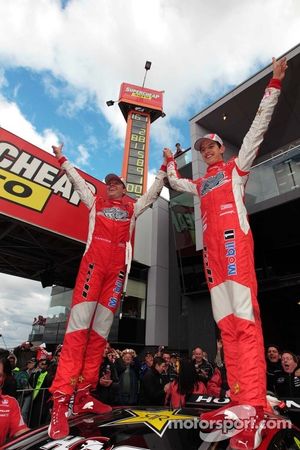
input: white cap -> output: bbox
[194,133,223,151]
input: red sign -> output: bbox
[0,128,134,243]
[119,82,163,111]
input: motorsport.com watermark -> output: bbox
[168,406,292,442]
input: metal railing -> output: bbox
[17,387,51,429]
[246,144,300,208]
[174,147,192,169]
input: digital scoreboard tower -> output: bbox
[118,83,164,199]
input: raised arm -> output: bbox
[134,160,167,218]
[236,57,288,173]
[52,144,95,209]
[164,148,198,195]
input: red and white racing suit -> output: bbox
[166,79,282,407]
[0,393,27,446]
[50,158,166,395]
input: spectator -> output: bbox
[274,351,300,398]
[115,349,139,405]
[155,345,165,358]
[17,358,36,424]
[162,351,178,384]
[165,359,207,408]
[140,351,154,379]
[96,353,119,406]
[266,345,282,392]
[28,359,52,428]
[47,347,62,383]
[0,357,17,398]
[7,353,19,372]
[174,143,184,157]
[13,342,36,370]
[192,347,213,384]
[170,353,180,374]
[139,357,169,406]
[0,366,29,446]
[207,365,230,399]
[37,315,46,326]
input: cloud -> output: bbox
[0,68,7,89]
[0,273,51,349]
[75,143,90,166]
[0,94,60,152]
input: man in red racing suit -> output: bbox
[0,364,29,446]
[48,144,167,439]
[164,58,287,449]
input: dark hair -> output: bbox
[153,356,165,366]
[175,358,199,395]
[0,357,13,377]
[266,344,281,353]
[281,351,298,364]
[192,346,203,353]
[39,359,49,367]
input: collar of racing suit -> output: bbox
[206,160,226,172]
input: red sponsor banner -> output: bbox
[0,128,133,243]
[119,82,163,111]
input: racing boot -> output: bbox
[229,405,266,450]
[200,400,238,423]
[73,385,112,415]
[48,392,71,440]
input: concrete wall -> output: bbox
[142,197,169,346]
[134,207,152,266]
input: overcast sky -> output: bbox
[0,0,299,349]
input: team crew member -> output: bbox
[0,359,29,446]
[164,57,287,450]
[48,144,167,440]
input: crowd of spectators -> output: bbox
[0,339,299,444]
[32,316,47,326]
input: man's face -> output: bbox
[22,342,31,349]
[267,347,280,363]
[27,360,35,370]
[281,353,297,373]
[193,348,203,363]
[122,353,133,365]
[106,179,125,199]
[155,362,166,374]
[199,139,225,166]
[162,353,171,365]
[38,360,47,370]
[107,353,115,363]
[145,354,154,366]
[8,357,16,368]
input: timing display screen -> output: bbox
[125,112,148,198]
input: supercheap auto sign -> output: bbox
[0,128,107,242]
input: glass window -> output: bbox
[122,278,146,319]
